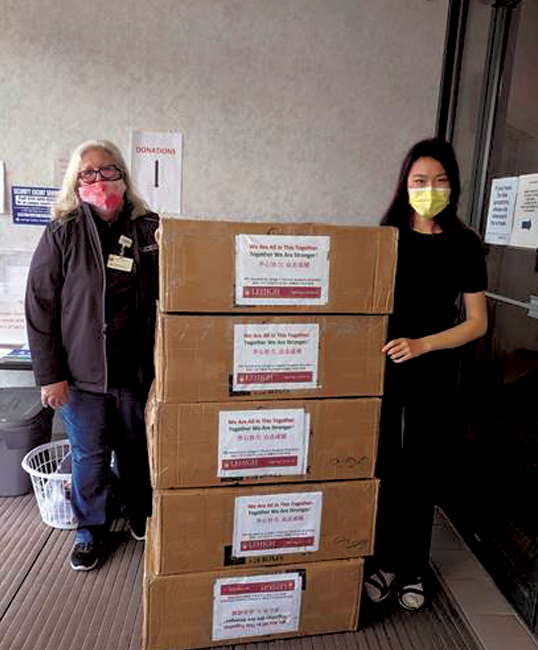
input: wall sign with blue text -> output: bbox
[11,186,59,224]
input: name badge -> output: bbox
[107,255,134,272]
[118,235,133,249]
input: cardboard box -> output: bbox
[159,218,397,314]
[146,391,380,488]
[147,479,378,575]
[155,313,387,402]
[143,558,363,650]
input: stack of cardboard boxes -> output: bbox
[143,218,397,650]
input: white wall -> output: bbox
[1,0,449,239]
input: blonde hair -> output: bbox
[53,139,150,220]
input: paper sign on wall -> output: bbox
[131,130,182,214]
[53,150,70,188]
[485,177,518,245]
[0,161,5,213]
[509,173,538,249]
[218,409,310,477]
[11,186,59,224]
[0,302,27,346]
[235,234,330,305]
[212,572,302,641]
[233,323,319,392]
[232,491,323,557]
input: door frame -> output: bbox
[435,0,538,631]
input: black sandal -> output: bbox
[398,578,425,611]
[364,568,397,603]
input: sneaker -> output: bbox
[129,517,147,541]
[70,538,100,571]
[364,568,397,603]
[398,577,425,611]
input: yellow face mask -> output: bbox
[408,187,451,219]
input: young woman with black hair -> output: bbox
[364,138,488,611]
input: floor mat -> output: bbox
[0,495,483,650]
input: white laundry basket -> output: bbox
[21,439,77,529]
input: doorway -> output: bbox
[443,0,538,633]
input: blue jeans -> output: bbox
[62,386,152,535]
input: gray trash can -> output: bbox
[0,387,53,496]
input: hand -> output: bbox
[41,381,69,408]
[382,338,426,363]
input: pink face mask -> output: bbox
[78,180,126,215]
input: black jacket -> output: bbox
[25,203,159,395]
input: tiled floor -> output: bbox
[431,509,538,650]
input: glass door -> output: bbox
[445,0,538,632]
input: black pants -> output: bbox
[373,350,458,578]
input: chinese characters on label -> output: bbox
[235,234,330,305]
[218,409,310,478]
[232,491,323,557]
[233,323,319,392]
[212,572,302,641]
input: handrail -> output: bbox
[486,291,538,318]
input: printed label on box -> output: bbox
[235,234,330,305]
[212,572,302,641]
[233,323,319,392]
[218,409,310,477]
[232,491,323,557]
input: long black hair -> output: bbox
[381,138,467,236]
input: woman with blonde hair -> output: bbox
[26,139,159,571]
[53,140,149,221]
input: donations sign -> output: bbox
[131,130,183,214]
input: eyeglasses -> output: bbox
[78,164,123,185]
